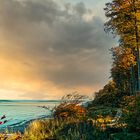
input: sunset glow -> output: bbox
[0,0,116,99]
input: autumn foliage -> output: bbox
[53,92,87,119]
[54,103,86,119]
[104,0,140,94]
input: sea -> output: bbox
[0,100,60,133]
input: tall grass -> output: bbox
[1,93,139,140]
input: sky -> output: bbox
[0,0,116,100]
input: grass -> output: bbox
[0,97,140,140]
[0,114,139,140]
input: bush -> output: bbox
[92,81,121,107]
[53,92,87,119]
[54,103,86,119]
[88,106,118,118]
[122,94,140,132]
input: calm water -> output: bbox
[0,100,60,132]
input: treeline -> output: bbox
[92,0,140,108]
[105,0,140,95]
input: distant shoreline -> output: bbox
[0,100,61,102]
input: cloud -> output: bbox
[0,0,116,99]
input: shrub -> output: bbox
[122,94,140,132]
[54,103,86,119]
[92,81,121,107]
[53,92,87,119]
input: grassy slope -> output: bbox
[1,98,140,140]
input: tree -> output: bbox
[111,46,136,94]
[104,0,140,93]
